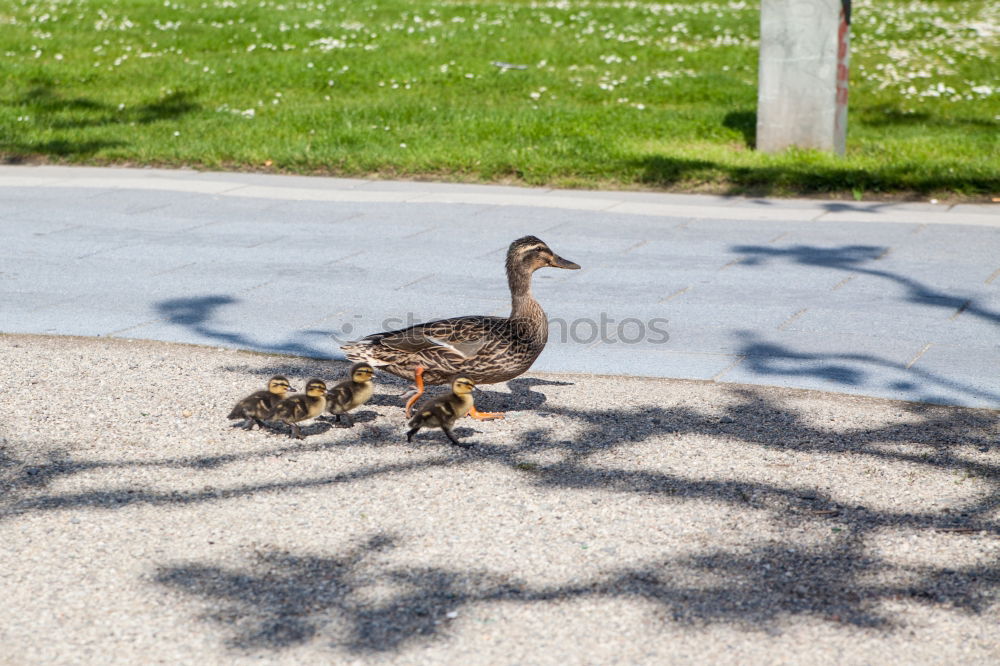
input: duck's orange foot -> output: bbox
[404,365,426,419]
[469,405,504,420]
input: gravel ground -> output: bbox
[1,333,998,665]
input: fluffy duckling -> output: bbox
[406,377,476,448]
[325,362,375,427]
[269,378,328,439]
[228,375,294,430]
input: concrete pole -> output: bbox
[756,0,851,154]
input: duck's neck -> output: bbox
[508,267,548,341]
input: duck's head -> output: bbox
[267,375,294,395]
[451,376,476,396]
[304,378,328,397]
[506,236,580,275]
[350,362,375,383]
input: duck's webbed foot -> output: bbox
[404,365,426,418]
[469,405,504,420]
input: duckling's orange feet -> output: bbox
[469,405,504,420]
[404,365,426,419]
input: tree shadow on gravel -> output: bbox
[153,527,1000,654]
[155,533,521,653]
[2,387,996,527]
[4,384,999,652]
[3,385,996,528]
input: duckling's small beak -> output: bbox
[549,253,581,270]
[288,386,298,392]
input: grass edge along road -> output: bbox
[1,0,997,201]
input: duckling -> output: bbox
[405,376,476,448]
[228,375,294,430]
[324,362,375,427]
[269,378,328,439]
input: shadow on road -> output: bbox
[155,295,338,359]
[731,243,1000,327]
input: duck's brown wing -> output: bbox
[371,316,500,356]
[341,316,507,378]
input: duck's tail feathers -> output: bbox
[341,338,389,366]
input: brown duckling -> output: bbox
[325,362,375,427]
[228,375,294,430]
[269,378,328,439]
[405,376,476,448]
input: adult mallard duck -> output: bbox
[341,236,580,419]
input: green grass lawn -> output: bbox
[1,0,997,199]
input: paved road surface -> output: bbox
[1,165,998,407]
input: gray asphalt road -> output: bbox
[1,165,998,407]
